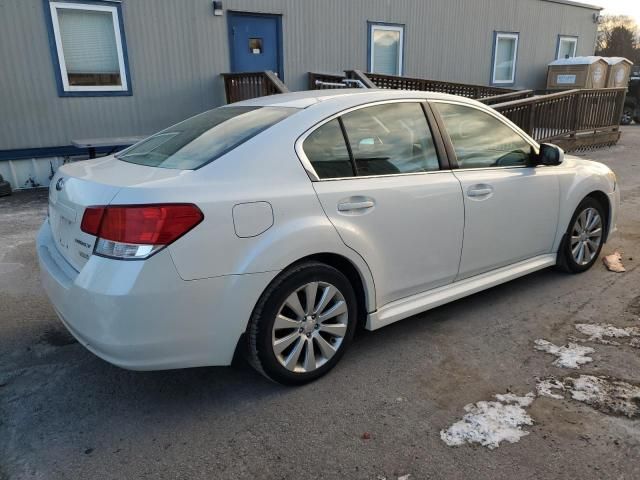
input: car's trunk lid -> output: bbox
[48,156,187,271]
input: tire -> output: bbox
[620,105,633,125]
[0,175,11,197]
[246,261,357,385]
[556,197,606,273]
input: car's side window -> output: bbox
[340,102,440,176]
[302,119,354,179]
[433,102,533,169]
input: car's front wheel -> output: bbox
[557,197,606,273]
[246,261,357,385]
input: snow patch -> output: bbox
[534,339,594,369]
[494,393,535,407]
[574,323,640,345]
[548,56,604,66]
[536,378,565,400]
[568,376,640,418]
[440,392,535,449]
[537,376,640,418]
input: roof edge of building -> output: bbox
[541,0,602,11]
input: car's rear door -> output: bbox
[300,100,465,308]
[430,100,560,280]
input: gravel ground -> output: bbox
[1,127,639,480]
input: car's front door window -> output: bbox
[433,102,533,169]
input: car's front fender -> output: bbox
[551,156,618,251]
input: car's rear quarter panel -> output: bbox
[110,115,377,311]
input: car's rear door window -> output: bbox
[341,102,440,176]
[302,119,355,179]
[117,106,296,170]
[432,102,533,168]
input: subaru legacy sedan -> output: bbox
[38,89,619,384]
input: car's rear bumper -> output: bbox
[37,220,278,370]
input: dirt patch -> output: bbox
[627,295,640,316]
[39,328,76,347]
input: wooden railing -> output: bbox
[221,71,289,104]
[479,90,534,105]
[306,71,626,151]
[308,72,349,89]
[492,88,627,150]
[309,70,521,99]
[344,70,378,88]
[361,72,517,98]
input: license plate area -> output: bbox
[49,201,78,255]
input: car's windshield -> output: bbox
[116,106,297,169]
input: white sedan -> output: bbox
[37,89,619,384]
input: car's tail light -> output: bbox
[81,204,203,260]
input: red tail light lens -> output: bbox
[80,206,105,236]
[98,205,203,245]
[80,204,204,259]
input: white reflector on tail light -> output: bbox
[81,204,204,260]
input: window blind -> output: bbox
[372,29,401,75]
[57,8,119,74]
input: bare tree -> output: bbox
[595,15,640,64]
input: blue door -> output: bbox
[228,13,282,77]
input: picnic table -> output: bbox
[71,136,146,159]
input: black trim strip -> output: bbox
[421,102,450,171]
[426,101,460,169]
[338,117,358,177]
[0,144,128,161]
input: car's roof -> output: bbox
[232,88,483,110]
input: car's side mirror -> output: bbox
[534,143,564,166]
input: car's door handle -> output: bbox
[466,185,494,198]
[337,198,375,212]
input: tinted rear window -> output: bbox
[116,106,296,169]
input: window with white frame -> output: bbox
[47,1,130,95]
[492,32,519,85]
[557,36,578,60]
[369,23,404,76]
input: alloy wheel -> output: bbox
[570,207,602,266]
[271,281,348,373]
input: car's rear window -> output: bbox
[116,106,297,169]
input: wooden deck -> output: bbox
[221,71,289,104]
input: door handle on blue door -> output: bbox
[337,197,375,213]
[466,184,494,199]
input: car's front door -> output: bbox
[301,101,465,308]
[431,101,560,280]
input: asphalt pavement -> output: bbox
[1,127,639,480]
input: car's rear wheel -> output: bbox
[557,198,606,273]
[246,261,357,385]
